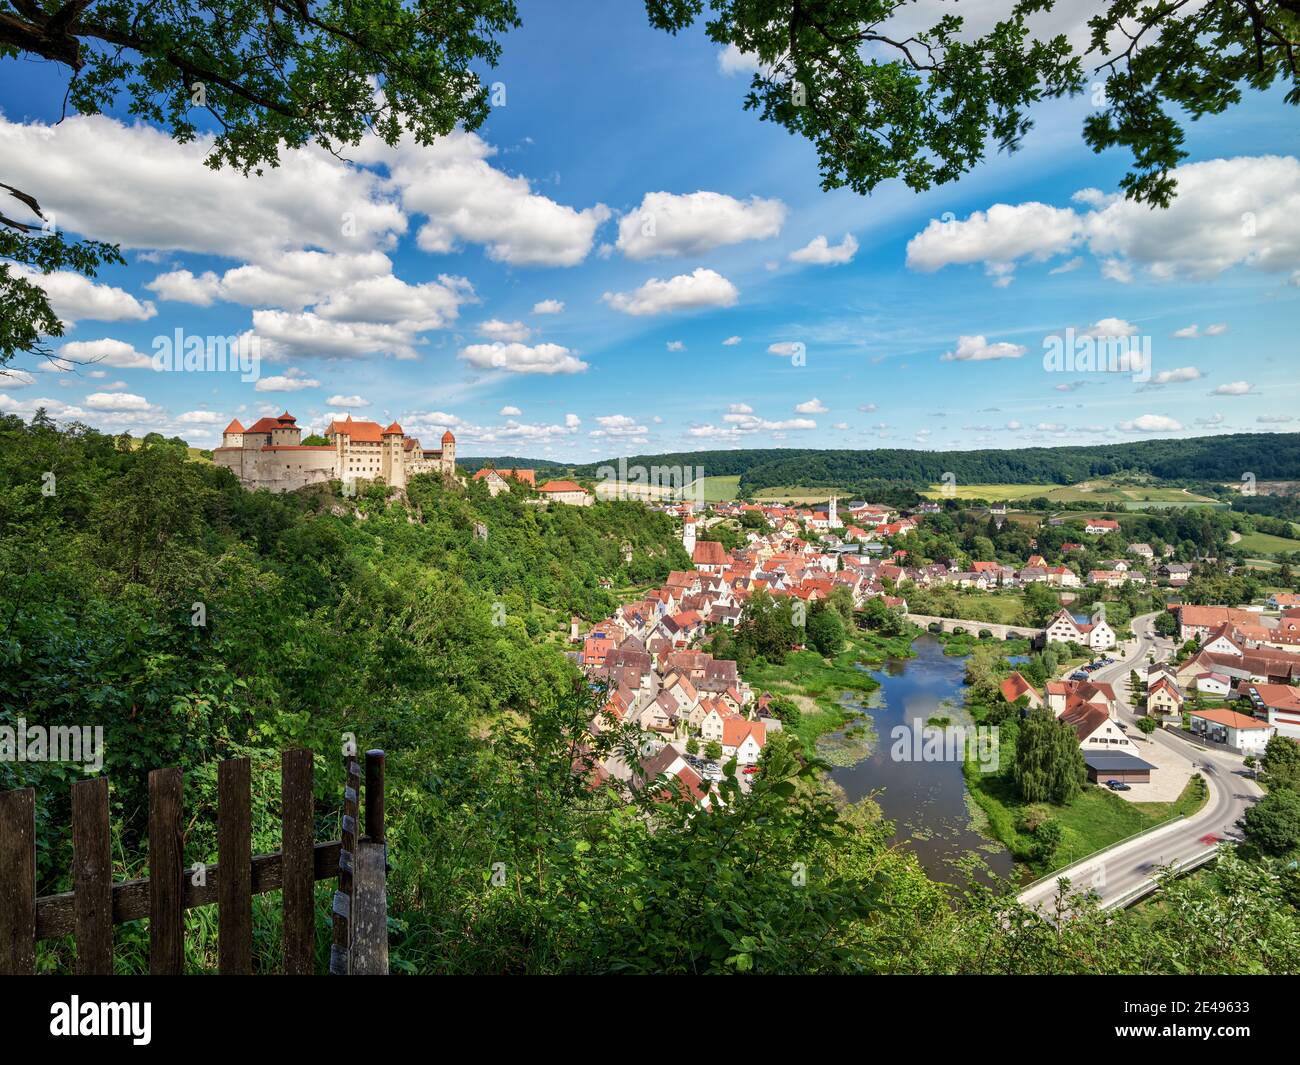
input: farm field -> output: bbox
[921,479,1219,506]
[752,485,853,503]
[687,474,742,502]
[1234,530,1300,555]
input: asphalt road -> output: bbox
[1017,611,1262,911]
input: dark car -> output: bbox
[1105,779,1132,791]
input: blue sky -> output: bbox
[1,1,1297,462]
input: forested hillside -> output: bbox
[2,413,1298,974]
[559,434,1300,492]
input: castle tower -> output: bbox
[221,418,244,448]
[270,411,300,446]
[440,429,456,474]
[682,514,696,556]
[382,421,405,488]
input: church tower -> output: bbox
[828,495,839,529]
[682,513,696,556]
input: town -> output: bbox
[565,490,1299,833]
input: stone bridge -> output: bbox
[904,613,1043,642]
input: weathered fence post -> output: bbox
[218,758,253,974]
[149,767,185,975]
[0,787,35,975]
[281,748,315,975]
[72,777,113,974]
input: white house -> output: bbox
[1193,672,1232,697]
[721,718,767,765]
[1043,608,1116,651]
[1188,708,1273,754]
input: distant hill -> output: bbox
[457,455,569,476]
[518,433,1300,493]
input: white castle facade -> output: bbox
[214,411,456,493]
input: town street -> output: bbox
[1017,611,1263,912]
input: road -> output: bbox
[1017,611,1262,911]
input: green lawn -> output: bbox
[966,762,1209,876]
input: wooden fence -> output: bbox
[0,747,387,975]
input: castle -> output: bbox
[214,411,456,493]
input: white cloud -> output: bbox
[666,340,686,351]
[15,267,156,324]
[0,113,404,261]
[327,395,368,407]
[83,391,152,412]
[1213,381,1254,395]
[1258,414,1294,424]
[251,310,426,360]
[532,299,565,315]
[722,335,741,346]
[145,269,224,306]
[1118,414,1182,432]
[767,341,803,357]
[794,398,828,414]
[1150,366,1204,385]
[0,370,36,389]
[940,335,1028,362]
[728,403,753,414]
[175,410,226,425]
[906,156,1300,285]
[590,414,648,438]
[615,191,785,260]
[457,341,588,375]
[1079,318,1138,338]
[499,405,522,416]
[255,369,321,392]
[57,338,153,369]
[906,203,1082,283]
[478,319,533,343]
[789,233,858,265]
[1174,323,1228,338]
[357,130,609,267]
[717,43,766,76]
[602,268,738,316]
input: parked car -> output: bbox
[1071,671,1090,681]
[703,762,722,780]
[742,765,760,775]
[1105,779,1132,791]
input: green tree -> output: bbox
[806,602,845,656]
[1241,789,1300,856]
[704,740,723,762]
[1137,716,1158,737]
[1014,709,1086,805]
[1023,582,1060,625]
[1262,735,1300,792]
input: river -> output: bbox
[829,635,1016,885]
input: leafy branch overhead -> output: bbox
[0,0,521,172]
[645,0,1300,207]
[0,0,520,364]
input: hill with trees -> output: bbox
[557,434,1300,495]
